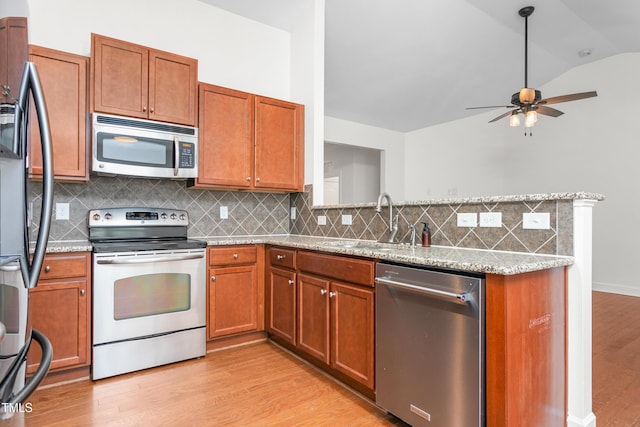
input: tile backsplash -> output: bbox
[31,178,574,257]
[291,185,573,256]
[29,176,290,242]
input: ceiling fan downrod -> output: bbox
[519,6,534,89]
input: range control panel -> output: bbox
[88,207,189,228]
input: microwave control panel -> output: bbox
[179,142,196,168]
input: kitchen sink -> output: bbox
[320,240,399,252]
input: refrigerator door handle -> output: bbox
[16,62,54,289]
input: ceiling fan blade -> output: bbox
[538,91,597,105]
[466,105,513,110]
[536,105,564,117]
[488,109,517,123]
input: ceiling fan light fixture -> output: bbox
[525,109,537,127]
[509,111,521,127]
[519,88,536,104]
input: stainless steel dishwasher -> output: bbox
[375,262,484,427]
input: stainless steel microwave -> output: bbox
[91,113,198,179]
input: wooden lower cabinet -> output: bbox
[27,252,91,375]
[267,266,297,346]
[207,245,263,340]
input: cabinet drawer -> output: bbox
[209,245,257,266]
[268,247,296,270]
[40,254,88,280]
[297,251,374,287]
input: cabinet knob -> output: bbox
[80,289,85,296]
[150,108,154,113]
[329,291,336,298]
[320,289,327,295]
[246,177,251,181]
[142,107,147,112]
[276,254,285,260]
[288,279,294,285]
[233,253,238,260]
[256,177,261,183]
[211,276,216,282]
[44,265,50,273]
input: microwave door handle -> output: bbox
[173,136,179,176]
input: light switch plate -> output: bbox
[341,215,352,225]
[457,212,477,227]
[479,212,502,228]
[220,206,228,219]
[522,212,551,230]
[317,215,327,226]
[56,203,70,220]
[290,207,297,220]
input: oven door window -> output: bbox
[113,273,191,320]
[96,132,172,168]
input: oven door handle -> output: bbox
[96,253,204,265]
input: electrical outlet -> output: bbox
[317,216,327,226]
[290,207,297,220]
[457,212,477,227]
[523,212,551,229]
[479,212,502,228]
[56,203,70,220]
[341,214,352,225]
[220,206,228,219]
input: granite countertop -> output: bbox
[44,234,573,276]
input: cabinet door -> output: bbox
[148,49,197,126]
[267,266,297,346]
[29,46,88,181]
[208,265,258,339]
[0,17,28,103]
[297,274,330,364]
[254,96,304,191]
[92,34,149,119]
[195,84,254,188]
[26,279,90,373]
[330,281,375,390]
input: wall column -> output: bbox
[566,199,598,427]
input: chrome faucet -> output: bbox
[376,192,398,243]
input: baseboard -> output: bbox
[593,281,640,297]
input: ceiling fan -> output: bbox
[467,6,597,133]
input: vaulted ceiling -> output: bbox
[200,0,640,131]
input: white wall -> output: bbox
[403,53,640,296]
[324,116,405,201]
[20,0,292,101]
[324,143,380,204]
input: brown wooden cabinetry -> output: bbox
[190,84,304,192]
[91,34,197,126]
[296,251,375,394]
[27,252,91,377]
[207,245,263,340]
[28,45,89,181]
[0,17,28,104]
[265,247,297,346]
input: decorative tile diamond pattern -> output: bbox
[29,176,290,243]
[290,185,574,256]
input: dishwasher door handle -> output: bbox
[375,277,471,304]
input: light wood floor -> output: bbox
[592,291,640,426]
[5,290,638,426]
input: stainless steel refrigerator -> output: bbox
[0,62,54,418]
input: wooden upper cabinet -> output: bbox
[194,83,254,188]
[0,17,28,104]
[28,45,89,181]
[91,34,197,126]
[254,96,304,192]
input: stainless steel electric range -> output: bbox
[88,207,207,380]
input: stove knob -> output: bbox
[93,213,100,221]
[179,214,186,221]
[105,213,112,220]
[170,213,177,220]
[161,213,167,220]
